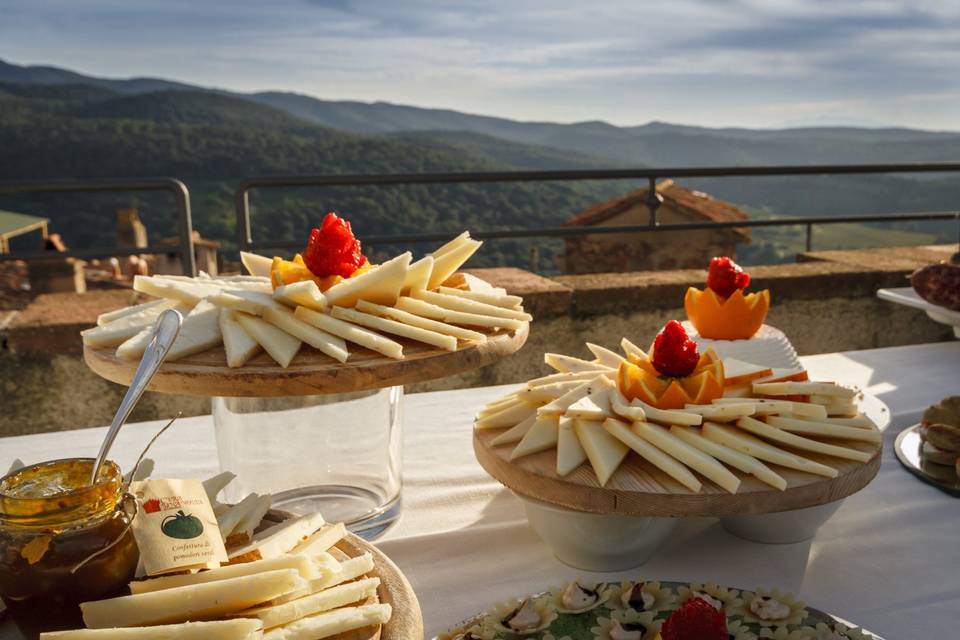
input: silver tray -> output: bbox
[894,423,960,497]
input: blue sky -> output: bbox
[2,0,959,129]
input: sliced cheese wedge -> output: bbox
[211,290,277,316]
[241,251,274,278]
[490,414,538,447]
[395,297,524,331]
[753,381,857,399]
[631,421,740,493]
[436,286,522,309]
[267,553,374,606]
[539,376,612,415]
[323,252,412,308]
[544,353,612,374]
[216,492,263,540]
[702,422,838,478]
[229,512,326,562]
[261,603,392,640]
[575,419,630,487]
[83,300,183,348]
[401,256,434,295]
[40,619,264,640]
[294,307,403,360]
[289,522,347,556]
[428,238,482,290]
[410,289,532,322]
[765,415,881,443]
[714,397,829,420]
[117,301,221,362]
[556,416,587,476]
[670,426,787,491]
[609,391,646,423]
[565,387,614,421]
[620,337,647,361]
[613,393,702,426]
[96,298,174,327]
[602,419,702,492]
[355,300,486,341]
[261,305,348,363]
[431,231,471,258]
[478,393,524,418]
[781,413,876,429]
[220,309,262,368]
[721,358,774,386]
[586,343,626,369]
[510,415,560,460]
[753,367,809,384]
[235,313,302,368]
[81,569,303,629]
[475,400,539,430]
[683,402,756,422]
[231,495,273,546]
[736,416,872,462]
[238,577,380,630]
[130,554,319,595]
[440,271,504,294]
[133,276,221,305]
[273,280,327,312]
[518,380,584,402]
[330,306,456,351]
[527,370,607,387]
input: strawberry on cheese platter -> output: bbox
[82,216,530,396]
[473,321,886,568]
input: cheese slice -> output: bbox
[446,272,506,295]
[96,298,175,327]
[267,553,374,606]
[491,414,538,447]
[431,231,471,258]
[736,416,872,462]
[210,289,277,316]
[612,393,702,426]
[395,297,524,331]
[40,619,263,640]
[683,402,756,422]
[81,570,303,628]
[620,337,647,361]
[714,397,829,420]
[527,370,606,387]
[478,393,524,418]
[782,413,876,429]
[575,419,630,486]
[262,305,348,363]
[765,415,881,443]
[355,300,486,341]
[83,300,183,348]
[133,276,221,305]
[428,238,482,290]
[410,289,532,322]
[401,256,434,295]
[556,416,587,476]
[130,554,319,595]
[323,252,412,308]
[436,286,522,309]
[670,426,787,491]
[115,301,219,361]
[753,381,857,399]
[475,400,539,430]
[565,387,614,421]
[721,358,774,386]
[544,353,612,374]
[234,313,302,368]
[753,367,809,384]
[230,494,274,545]
[228,512,326,562]
[241,251,274,277]
[273,280,327,312]
[586,343,626,369]
[602,419,701,492]
[631,421,740,493]
[261,603,392,640]
[702,422,838,478]
[220,309,261,368]
[330,306,456,351]
[289,522,347,556]
[238,577,380,630]
[216,492,262,538]
[539,376,612,415]
[518,380,584,402]
[510,415,560,460]
[609,391,646,423]
[294,307,403,359]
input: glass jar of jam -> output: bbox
[0,458,138,606]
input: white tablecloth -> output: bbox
[2,341,958,639]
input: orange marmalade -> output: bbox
[0,458,138,604]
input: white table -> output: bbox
[2,342,958,639]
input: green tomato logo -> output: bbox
[161,510,204,539]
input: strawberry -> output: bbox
[302,213,368,279]
[651,320,700,378]
[707,256,750,298]
[661,597,728,640]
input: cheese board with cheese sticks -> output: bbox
[81,220,530,397]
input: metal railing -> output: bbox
[0,177,196,276]
[235,163,960,254]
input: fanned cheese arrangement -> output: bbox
[42,472,392,640]
[476,320,881,492]
[82,215,530,368]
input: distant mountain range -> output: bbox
[0,57,957,267]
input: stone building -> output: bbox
[561,180,750,274]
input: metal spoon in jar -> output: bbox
[89,308,183,485]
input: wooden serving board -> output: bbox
[474,426,882,518]
[84,323,528,397]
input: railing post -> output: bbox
[645,177,663,227]
[805,224,813,252]
[171,179,197,276]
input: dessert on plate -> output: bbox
[917,395,960,481]
[683,257,800,370]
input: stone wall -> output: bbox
[1,245,954,436]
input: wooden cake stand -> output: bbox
[84,324,529,397]
[474,425,882,517]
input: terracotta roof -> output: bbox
[564,180,750,239]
